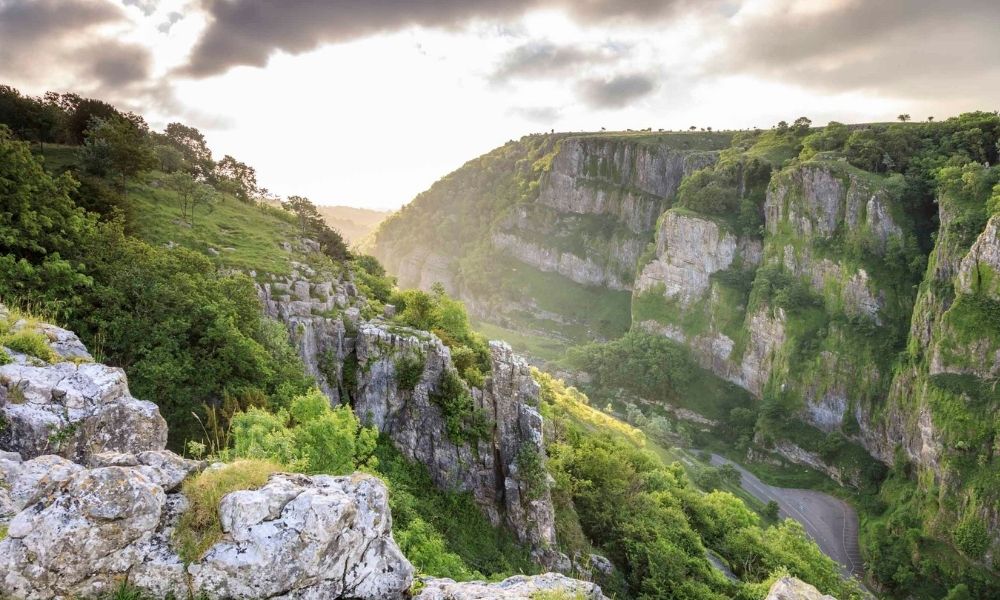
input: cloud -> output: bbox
[122,0,157,16]
[577,72,657,108]
[0,0,122,48]
[158,10,183,33]
[490,40,626,83]
[181,0,708,77]
[82,42,154,86]
[509,105,562,123]
[713,0,1000,105]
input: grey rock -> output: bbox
[765,576,837,600]
[415,573,608,600]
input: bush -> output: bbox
[395,352,425,391]
[228,389,378,475]
[430,370,490,444]
[173,459,283,562]
[953,516,990,558]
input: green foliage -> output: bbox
[79,116,157,196]
[173,459,283,563]
[429,369,490,444]
[567,330,753,422]
[372,437,537,579]
[395,351,425,391]
[228,389,377,475]
[539,374,861,600]
[391,285,490,383]
[953,516,990,559]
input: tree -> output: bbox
[764,500,780,520]
[161,122,214,179]
[792,116,812,134]
[165,172,218,225]
[689,125,696,131]
[214,155,258,202]
[897,113,911,122]
[79,116,156,199]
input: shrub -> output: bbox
[395,352,425,391]
[954,516,990,558]
[228,389,378,475]
[0,348,9,366]
[430,370,490,444]
[173,459,283,562]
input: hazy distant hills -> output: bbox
[317,205,392,244]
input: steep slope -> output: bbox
[372,131,731,350]
[371,116,1000,597]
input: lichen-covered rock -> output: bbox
[191,472,413,600]
[0,314,168,463]
[415,573,608,600]
[1,465,168,599]
[0,462,414,600]
[765,576,837,600]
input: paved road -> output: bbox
[706,453,864,579]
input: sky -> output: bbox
[1,0,998,210]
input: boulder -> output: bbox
[765,576,837,600]
[191,472,413,599]
[0,464,414,600]
[415,573,608,600]
[0,318,168,463]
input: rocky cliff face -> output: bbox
[259,267,562,565]
[0,451,414,600]
[0,305,168,463]
[371,133,731,346]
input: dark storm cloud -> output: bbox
[0,0,121,46]
[577,73,657,109]
[716,0,1000,103]
[490,41,625,84]
[182,0,708,77]
[83,42,154,86]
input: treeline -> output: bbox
[0,84,349,259]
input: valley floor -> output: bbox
[706,453,864,579]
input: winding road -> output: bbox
[705,453,864,579]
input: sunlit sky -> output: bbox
[1,0,998,209]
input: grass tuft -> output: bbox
[172,459,284,563]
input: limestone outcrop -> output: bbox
[0,306,168,463]
[764,576,837,600]
[0,453,414,600]
[259,270,561,565]
[416,573,609,600]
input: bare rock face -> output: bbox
[416,573,609,600]
[0,457,414,600]
[765,576,837,600]
[352,325,559,563]
[636,209,761,307]
[0,310,168,463]
[190,472,413,600]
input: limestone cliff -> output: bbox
[258,266,562,566]
[371,132,732,346]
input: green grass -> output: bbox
[129,175,302,275]
[172,459,283,562]
[472,319,569,363]
[502,261,632,343]
[32,143,80,174]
